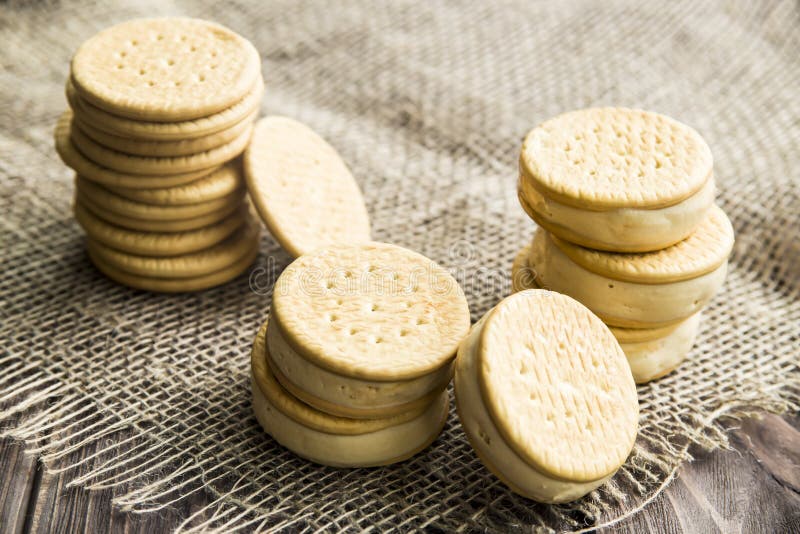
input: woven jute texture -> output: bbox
[1,1,798,531]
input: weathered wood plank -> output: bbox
[2,415,798,532]
[23,429,213,534]
[0,416,38,534]
[600,414,800,534]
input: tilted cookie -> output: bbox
[66,78,264,141]
[70,18,260,121]
[86,217,259,279]
[519,108,714,252]
[76,175,244,221]
[105,162,243,206]
[610,313,702,383]
[74,201,244,256]
[73,108,257,156]
[523,206,733,328]
[269,242,470,417]
[244,116,371,258]
[251,320,449,467]
[55,116,217,188]
[454,289,638,503]
[89,242,257,293]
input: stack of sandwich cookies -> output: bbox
[454,290,639,503]
[251,242,471,465]
[54,18,264,291]
[514,108,734,383]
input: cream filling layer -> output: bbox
[619,313,701,383]
[520,175,715,250]
[252,377,448,467]
[267,319,453,416]
[454,317,613,503]
[530,231,727,327]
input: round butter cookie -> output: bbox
[73,108,256,157]
[269,242,470,417]
[66,78,264,141]
[88,242,257,293]
[74,201,244,256]
[86,217,259,279]
[67,111,252,175]
[524,206,732,328]
[454,289,638,503]
[76,175,244,221]
[76,193,242,233]
[105,161,242,205]
[610,313,702,384]
[251,321,449,467]
[55,116,217,188]
[70,18,260,121]
[519,108,714,252]
[244,116,371,258]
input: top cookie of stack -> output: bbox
[514,108,733,383]
[55,18,264,292]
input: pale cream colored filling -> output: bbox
[531,232,727,327]
[252,377,448,467]
[267,320,452,414]
[521,176,715,249]
[619,313,701,383]
[454,318,613,503]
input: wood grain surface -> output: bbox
[1,414,798,533]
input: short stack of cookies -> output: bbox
[251,242,470,466]
[54,18,264,292]
[512,108,734,383]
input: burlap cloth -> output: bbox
[1,1,798,531]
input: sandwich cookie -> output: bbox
[454,289,639,503]
[269,242,470,418]
[512,245,704,382]
[251,320,449,467]
[609,313,702,383]
[244,116,371,258]
[519,108,714,252]
[66,78,264,141]
[522,205,733,328]
[69,18,261,121]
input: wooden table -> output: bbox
[1,414,798,533]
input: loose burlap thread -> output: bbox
[1,1,798,531]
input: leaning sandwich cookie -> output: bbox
[251,320,449,467]
[454,290,639,503]
[512,243,707,382]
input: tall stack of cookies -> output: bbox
[251,242,470,467]
[512,108,734,383]
[54,18,264,292]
